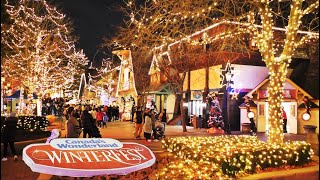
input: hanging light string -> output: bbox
[2,0,89,98]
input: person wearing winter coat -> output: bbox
[134,106,144,139]
[96,108,104,128]
[66,110,82,138]
[143,108,153,142]
[2,112,18,161]
[159,109,169,132]
[80,110,95,138]
[90,108,97,126]
[150,109,157,140]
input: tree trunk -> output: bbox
[267,63,287,145]
[173,94,181,119]
[180,97,187,132]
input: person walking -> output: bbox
[111,106,116,121]
[281,106,288,133]
[102,111,108,128]
[66,110,82,138]
[108,105,113,122]
[2,112,18,161]
[96,108,104,128]
[150,109,158,141]
[90,108,97,126]
[159,109,169,132]
[143,108,152,142]
[131,105,136,123]
[134,106,144,139]
[115,106,120,121]
[80,109,95,138]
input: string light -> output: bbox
[2,0,89,100]
[156,136,314,178]
[115,1,318,146]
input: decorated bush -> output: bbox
[2,115,49,131]
[158,136,314,179]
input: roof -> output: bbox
[239,100,257,108]
[5,90,38,99]
[150,20,318,74]
[245,78,314,99]
[146,83,173,94]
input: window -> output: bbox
[258,104,265,116]
[124,68,129,82]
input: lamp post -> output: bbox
[1,77,5,115]
[221,61,234,135]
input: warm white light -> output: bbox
[302,112,311,121]
[183,102,189,107]
[248,111,255,118]
[225,72,232,82]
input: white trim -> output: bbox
[154,20,318,51]
[245,78,314,99]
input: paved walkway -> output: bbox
[0,120,316,180]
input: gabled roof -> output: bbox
[148,55,160,75]
[239,100,257,108]
[150,20,318,74]
[245,78,313,99]
[146,83,174,94]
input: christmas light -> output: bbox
[110,0,319,145]
[2,0,88,100]
[156,136,314,178]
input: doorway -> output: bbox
[265,101,297,134]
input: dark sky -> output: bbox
[53,0,125,67]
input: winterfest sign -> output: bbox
[23,138,156,177]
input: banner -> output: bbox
[23,138,156,177]
[258,89,297,99]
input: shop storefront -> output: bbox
[241,78,319,134]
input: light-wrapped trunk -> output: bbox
[267,62,288,145]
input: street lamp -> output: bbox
[221,61,234,134]
[1,77,5,115]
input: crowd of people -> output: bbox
[133,107,168,142]
[1,101,169,162]
[61,103,169,143]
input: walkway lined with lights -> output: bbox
[0,120,311,180]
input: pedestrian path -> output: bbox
[0,120,314,180]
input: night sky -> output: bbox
[53,0,125,67]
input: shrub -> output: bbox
[160,136,314,178]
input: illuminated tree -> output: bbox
[106,0,318,143]
[1,0,88,98]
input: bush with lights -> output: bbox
[1,116,49,132]
[17,116,49,131]
[157,136,314,178]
